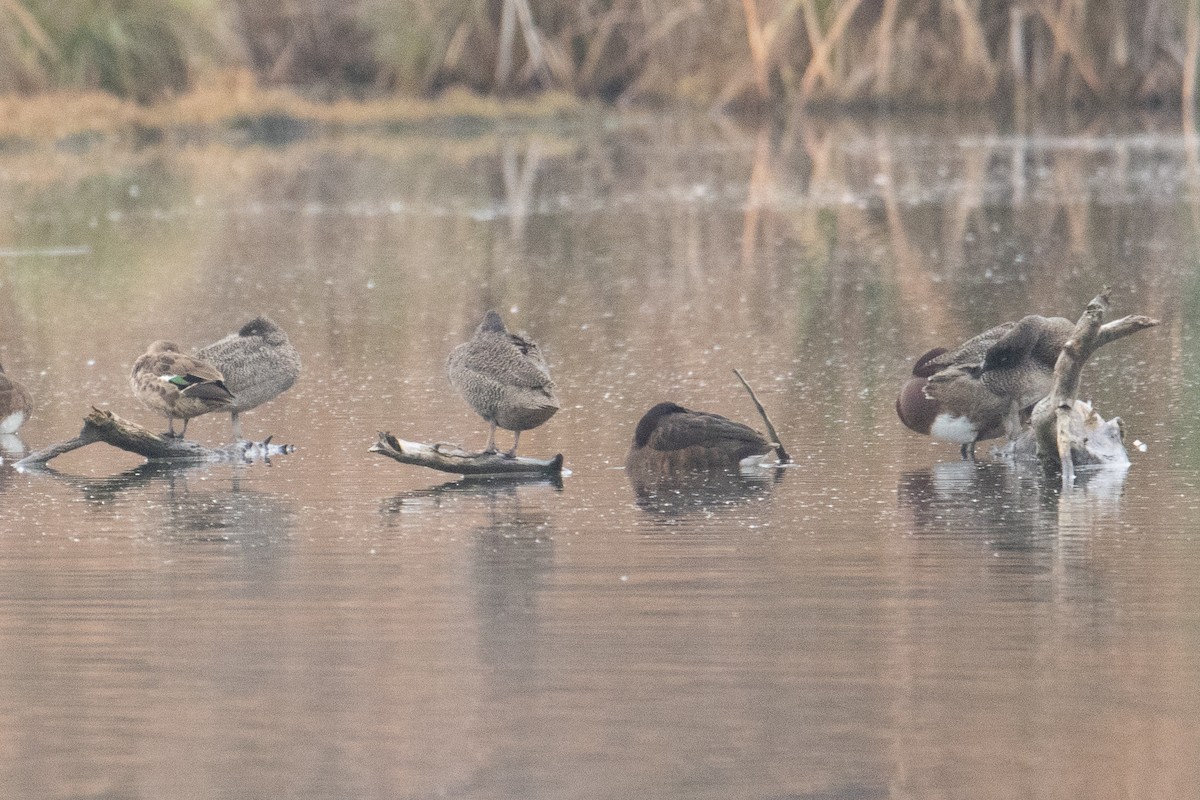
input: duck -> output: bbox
[447,310,559,457]
[196,316,301,440]
[625,402,774,476]
[896,314,1075,458]
[130,341,234,438]
[0,362,33,435]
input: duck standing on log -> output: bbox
[896,314,1074,458]
[197,316,301,441]
[625,402,774,477]
[447,310,559,457]
[130,341,234,438]
[0,362,33,435]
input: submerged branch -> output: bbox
[369,432,564,477]
[15,408,293,469]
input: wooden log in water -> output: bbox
[1027,289,1158,485]
[15,408,293,469]
[369,432,564,476]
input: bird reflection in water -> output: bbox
[627,468,783,521]
[381,473,558,796]
[898,458,1128,546]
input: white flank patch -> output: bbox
[930,413,977,444]
[0,411,26,434]
[739,453,771,469]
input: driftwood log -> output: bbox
[370,432,564,477]
[1024,289,1158,486]
[15,408,294,470]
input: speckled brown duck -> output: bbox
[197,316,301,440]
[896,314,1075,458]
[447,310,559,456]
[0,362,33,435]
[625,402,774,477]
[131,340,234,438]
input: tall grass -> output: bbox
[0,0,228,101]
[0,0,1196,111]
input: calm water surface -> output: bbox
[1,112,1199,799]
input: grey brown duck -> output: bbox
[625,402,774,477]
[447,310,559,456]
[896,314,1075,458]
[130,341,234,438]
[197,316,301,440]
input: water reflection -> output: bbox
[38,461,297,545]
[1,111,1198,798]
[627,467,784,522]
[898,458,1129,540]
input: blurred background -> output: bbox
[0,0,1197,114]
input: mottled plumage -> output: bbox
[0,362,33,435]
[625,402,773,476]
[131,340,234,438]
[196,316,300,440]
[447,310,559,456]
[897,314,1075,458]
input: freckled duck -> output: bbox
[0,362,33,435]
[130,340,234,438]
[447,310,559,456]
[196,316,301,440]
[625,401,774,476]
[896,314,1075,458]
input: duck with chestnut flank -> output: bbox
[197,316,301,440]
[131,341,234,438]
[896,314,1075,458]
[625,402,774,476]
[447,310,559,457]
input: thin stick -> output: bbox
[732,368,791,464]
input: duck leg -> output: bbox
[179,418,190,439]
[960,441,976,460]
[231,411,243,442]
[483,421,498,454]
[166,416,179,439]
[505,430,521,458]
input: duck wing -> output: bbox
[452,334,555,390]
[647,411,766,452]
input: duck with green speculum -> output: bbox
[897,314,1075,458]
[197,316,301,441]
[130,341,234,438]
[447,310,559,457]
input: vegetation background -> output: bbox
[0,0,1197,116]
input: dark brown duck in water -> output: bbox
[197,316,301,440]
[896,314,1074,458]
[625,402,774,477]
[0,362,33,436]
[447,310,559,456]
[131,341,234,438]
